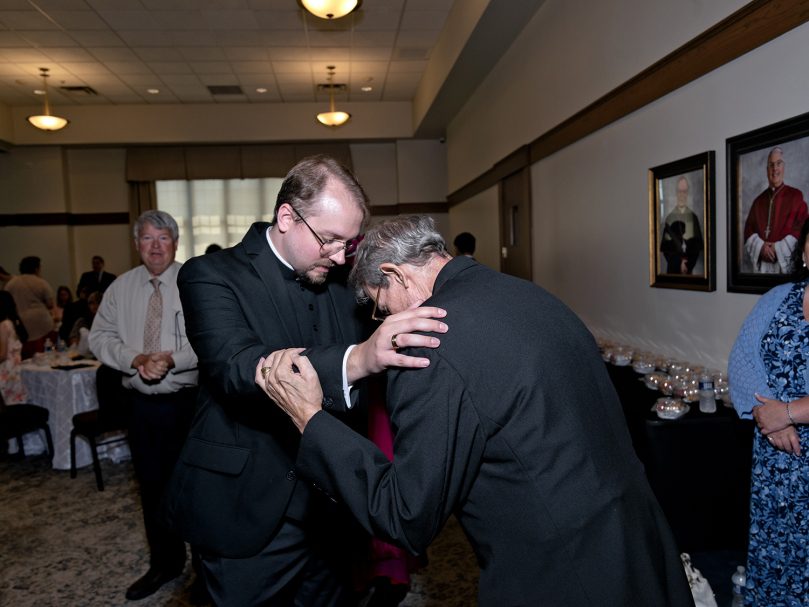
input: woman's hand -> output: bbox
[765,425,801,455]
[752,394,792,435]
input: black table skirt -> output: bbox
[607,364,753,553]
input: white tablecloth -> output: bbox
[16,360,130,470]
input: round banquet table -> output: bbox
[14,358,130,470]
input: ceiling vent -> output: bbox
[59,85,98,96]
[207,85,244,95]
[316,83,347,92]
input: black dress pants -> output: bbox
[128,387,198,571]
[199,515,357,607]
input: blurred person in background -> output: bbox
[5,256,55,358]
[0,291,29,404]
[77,255,116,295]
[52,285,73,335]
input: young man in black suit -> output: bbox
[163,157,448,606]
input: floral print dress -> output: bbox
[0,318,28,404]
[747,280,809,606]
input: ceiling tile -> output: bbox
[230,60,271,74]
[395,29,439,49]
[86,1,152,10]
[148,61,192,74]
[306,30,350,47]
[353,11,400,31]
[214,30,263,46]
[15,30,79,47]
[134,47,184,61]
[190,61,233,74]
[0,10,61,29]
[253,10,302,31]
[350,47,391,61]
[274,72,311,84]
[0,32,27,47]
[261,31,307,47]
[201,10,260,30]
[33,0,92,9]
[100,61,152,75]
[307,46,349,61]
[158,73,201,85]
[352,30,395,47]
[400,10,449,31]
[117,30,173,46]
[96,11,162,30]
[237,74,276,87]
[196,73,239,85]
[268,47,309,61]
[152,11,208,30]
[179,46,227,61]
[48,10,110,30]
[245,0,293,9]
[271,60,309,74]
[68,30,126,46]
[61,62,112,74]
[88,46,140,61]
[42,47,97,62]
[0,47,50,61]
[166,84,209,96]
[168,31,217,46]
[388,59,426,73]
[118,73,165,86]
[223,47,269,61]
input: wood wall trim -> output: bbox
[448,0,809,207]
[0,212,130,227]
[369,202,449,216]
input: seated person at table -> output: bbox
[0,291,29,404]
[68,291,101,357]
[52,285,73,334]
[59,286,89,345]
[258,216,693,607]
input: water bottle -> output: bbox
[43,337,53,353]
[698,374,716,413]
[731,565,746,606]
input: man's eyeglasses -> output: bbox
[370,285,387,321]
[291,206,359,257]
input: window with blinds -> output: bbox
[156,178,283,262]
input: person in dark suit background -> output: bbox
[259,215,694,607]
[163,157,448,607]
[77,255,116,295]
[452,231,475,257]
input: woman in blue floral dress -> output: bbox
[729,219,809,606]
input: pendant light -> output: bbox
[298,0,361,20]
[27,68,69,132]
[316,67,351,127]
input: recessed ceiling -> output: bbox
[0,0,456,108]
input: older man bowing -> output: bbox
[260,216,694,607]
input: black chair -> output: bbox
[0,392,54,460]
[69,364,130,491]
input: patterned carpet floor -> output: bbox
[0,453,478,607]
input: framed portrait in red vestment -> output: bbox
[727,112,809,294]
[649,151,715,291]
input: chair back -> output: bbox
[95,365,130,430]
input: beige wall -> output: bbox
[449,187,499,270]
[1,141,448,292]
[446,0,800,371]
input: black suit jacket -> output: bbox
[77,270,116,295]
[162,222,366,558]
[297,257,694,606]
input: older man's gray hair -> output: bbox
[349,215,448,299]
[133,209,179,242]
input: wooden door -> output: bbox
[499,168,532,280]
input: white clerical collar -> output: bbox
[265,226,294,271]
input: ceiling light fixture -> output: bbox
[298,0,361,20]
[26,67,69,132]
[316,66,350,127]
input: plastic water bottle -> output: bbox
[699,374,716,413]
[731,565,746,606]
[43,337,53,353]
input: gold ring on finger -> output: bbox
[261,366,272,378]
